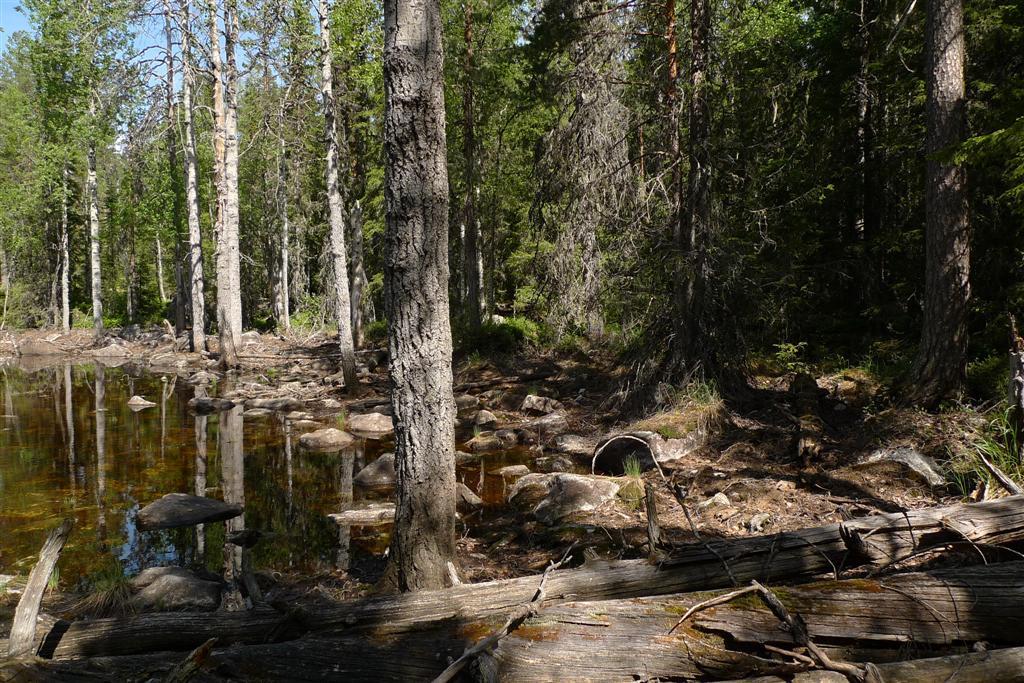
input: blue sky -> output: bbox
[0,0,30,53]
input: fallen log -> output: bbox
[34,496,1024,660]
[15,562,1024,682]
[7,519,73,657]
[480,562,1024,681]
[737,644,1024,683]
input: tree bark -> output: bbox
[349,200,366,347]
[180,0,206,352]
[679,0,711,362]
[7,520,73,657]
[276,130,291,332]
[462,0,482,331]
[59,165,70,333]
[163,0,186,333]
[908,0,971,406]
[481,562,1024,681]
[220,0,243,367]
[87,103,103,340]
[319,0,358,386]
[382,0,457,592]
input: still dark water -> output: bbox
[0,361,402,588]
[0,360,538,589]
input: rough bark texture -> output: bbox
[319,0,358,386]
[180,0,206,352]
[462,0,482,331]
[480,563,1024,681]
[908,0,971,406]
[349,200,366,347]
[209,0,242,369]
[382,0,457,592]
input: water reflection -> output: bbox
[0,363,392,583]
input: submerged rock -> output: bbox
[509,473,621,525]
[131,567,221,612]
[347,412,394,436]
[466,433,504,453]
[127,395,157,411]
[137,493,243,531]
[354,452,396,490]
[299,428,355,452]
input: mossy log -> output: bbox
[29,496,1024,661]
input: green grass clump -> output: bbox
[72,565,135,618]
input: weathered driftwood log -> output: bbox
[33,497,1024,661]
[480,562,1024,681]
[738,644,1024,683]
[7,519,73,657]
[13,562,1024,683]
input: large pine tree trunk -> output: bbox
[350,200,366,347]
[678,0,711,363]
[382,0,457,592]
[908,0,971,406]
[86,105,103,341]
[462,0,482,331]
[319,0,358,386]
[180,0,206,352]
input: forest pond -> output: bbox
[0,361,533,587]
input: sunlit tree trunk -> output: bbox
[60,165,70,333]
[156,236,167,303]
[908,0,971,406]
[164,0,187,333]
[219,0,243,367]
[180,0,206,352]
[87,98,103,340]
[382,0,457,592]
[319,0,357,386]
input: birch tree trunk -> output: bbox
[319,0,357,385]
[382,0,457,592]
[180,0,206,352]
[156,236,167,303]
[908,0,971,406]
[163,0,186,332]
[59,165,70,333]
[220,0,243,366]
[87,100,103,340]
[276,131,291,332]
[350,200,366,347]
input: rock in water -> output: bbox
[473,409,498,428]
[131,567,222,612]
[521,394,564,415]
[347,412,394,436]
[354,452,396,490]
[17,340,62,356]
[137,493,243,531]
[246,397,304,412]
[187,397,236,414]
[127,395,157,411]
[299,427,355,452]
